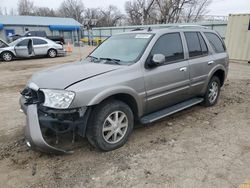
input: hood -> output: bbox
[29,62,121,89]
[0,39,9,48]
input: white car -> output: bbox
[0,37,66,61]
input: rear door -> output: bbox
[203,32,228,71]
[32,38,49,55]
[144,32,190,114]
[184,31,213,96]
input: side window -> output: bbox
[16,39,29,47]
[185,32,207,58]
[198,33,208,54]
[151,33,184,62]
[204,32,225,53]
[33,38,48,45]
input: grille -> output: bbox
[21,87,45,105]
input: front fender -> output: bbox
[88,86,144,117]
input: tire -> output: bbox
[86,100,134,151]
[203,76,221,107]
[1,51,13,61]
[47,49,57,58]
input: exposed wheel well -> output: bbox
[1,51,15,58]
[99,94,139,120]
[212,69,225,86]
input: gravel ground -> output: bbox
[0,47,249,188]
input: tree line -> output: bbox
[0,0,212,27]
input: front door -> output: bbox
[14,38,34,57]
[144,32,190,114]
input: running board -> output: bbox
[140,98,204,124]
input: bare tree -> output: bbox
[18,0,35,15]
[98,5,124,27]
[58,0,85,23]
[33,7,57,17]
[125,0,157,25]
[154,0,193,23]
[125,1,143,25]
[182,0,212,22]
[125,0,212,24]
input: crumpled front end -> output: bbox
[20,84,90,154]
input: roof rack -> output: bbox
[168,25,208,29]
[131,28,144,31]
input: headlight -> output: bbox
[41,89,75,109]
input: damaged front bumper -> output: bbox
[20,87,90,154]
[25,104,74,154]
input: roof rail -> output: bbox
[168,25,208,29]
[131,28,144,31]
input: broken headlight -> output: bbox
[41,89,75,109]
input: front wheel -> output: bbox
[86,100,134,151]
[203,76,221,107]
[47,49,57,58]
[1,51,13,61]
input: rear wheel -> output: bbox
[203,76,221,107]
[48,49,57,58]
[1,51,13,61]
[86,100,134,151]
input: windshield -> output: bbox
[89,33,153,64]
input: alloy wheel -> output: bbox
[208,81,219,103]
[102,111,128,144]
[2,52,12,61]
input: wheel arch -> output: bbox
[1,50,15,58]
[201,65,226,95]
[99,93,139,121]
[212,69,225,86]
[87,88,144,119]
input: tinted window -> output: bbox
[204,32,225,53]
[16,39,29,46]
[33,38,47,45]
[151,33,184,62]
[185,32,208,58]
[198,33,208,54]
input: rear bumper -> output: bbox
[57,49,66,56]
[25,104,73,154]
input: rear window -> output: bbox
[204,32,226,53]
[184,32,208,58]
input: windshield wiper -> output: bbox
[87,55,99,60]
[100,57,121,65]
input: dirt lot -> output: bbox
[0,47,249,188]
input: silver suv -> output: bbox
[20,27,229,154]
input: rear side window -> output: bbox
[204,32,225,53]
[33,38,47,45]
[184,32,208,58]
[151,33,184,62]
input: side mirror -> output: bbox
[151,54,165,65]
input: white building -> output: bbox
[0,15,82,43]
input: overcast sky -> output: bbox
[1,0,250,16]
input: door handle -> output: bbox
[208,61,214,65]
[180,67,187,72]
